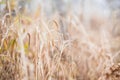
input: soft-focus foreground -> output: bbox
[0,0,120,80]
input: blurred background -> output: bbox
[1,0,120,30]
[0,0,120,16]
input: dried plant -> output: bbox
[0,0,120,80]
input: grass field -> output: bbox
[0,0,120,80]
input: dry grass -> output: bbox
[0,2,120,80]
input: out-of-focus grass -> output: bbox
[0,0,120,80]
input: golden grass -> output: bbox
[0,5,120,80]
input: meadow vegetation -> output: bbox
[0,0,120,80]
